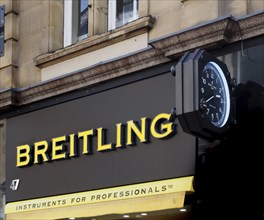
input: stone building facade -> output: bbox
[0,0,263,219]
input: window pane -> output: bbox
[219,42,264,85]
[116,0,124,28]
[123,0,134,22]
[79,0,88,38]
[116,0,138,28]
[239,44,264,84]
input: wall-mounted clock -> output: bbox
[172,49,233,142]
[199,61,231,128]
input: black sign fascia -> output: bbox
[0,5,4,57]
[6,64,196,202]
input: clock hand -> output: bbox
[209,104,216,109]
[206,96,214,102]
[208,83,216,90]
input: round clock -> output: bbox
[174,48,233,141]
[199,61,231,128]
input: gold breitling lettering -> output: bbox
[16,144,32,167]
[151,113,174,139]
[52,135,67,160]
[126,117,148,146]
[34,141,51,164]
[97,128,114,152]
[69,134,78,157]
[16,112,176,167]
[78,129,95,154]
[116,123,125,148]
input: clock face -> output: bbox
[199,61,230,128]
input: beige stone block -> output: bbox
[19,0,63,53]
[12,40,18,65]
[40,0,49,28]
[94,0,108,35]
[249,0,264,14]
[49,0,63,28]
[48,27,63,51]
[4,13,18,40]
[139,0,149,17]
[0,0,18,14]
[180,0,218,29]
[48,0,63,51]
[40,0,63,53]
[19,4,42,39]
[40,26,49,54]
[149,0,182,40]
[0,39,18,68]
[0,66,17,89]
[40,26,63,54]
[17,63,40,87]
[219,0,247,17]
[149,0,219,40]
[19,0,41,13]
[33,1,63,53]
[19,34,42,66]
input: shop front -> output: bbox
[4,64,196,220]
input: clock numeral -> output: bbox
[219,88,222,93]
[202,78,206,84]
[211,73,214,79]
[206,108,210,115]
[201,87,204,93]
[219,107,222,113]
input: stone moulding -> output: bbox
[0,12,263,112]
[0,89,18,111]
[34,16,156,68]
[149,11,264,58]
[150,17,238,59]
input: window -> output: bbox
[79,0,89,40]
[218,38,264,85]
[64,0,89,47]
[108,0,139,30]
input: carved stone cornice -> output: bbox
[149,12,264,58]
[0,89,18,111]
[150,16,236,59]
[16,48,169,105]
[235,11,264,41]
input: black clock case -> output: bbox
[174,48,234,142]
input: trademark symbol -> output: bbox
[168,184,173,189]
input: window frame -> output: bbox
[78,0,89,41]
[64,0,89,47]
[108,0,139,31]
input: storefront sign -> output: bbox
[6,69,196,203]
[5,176,193,214]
